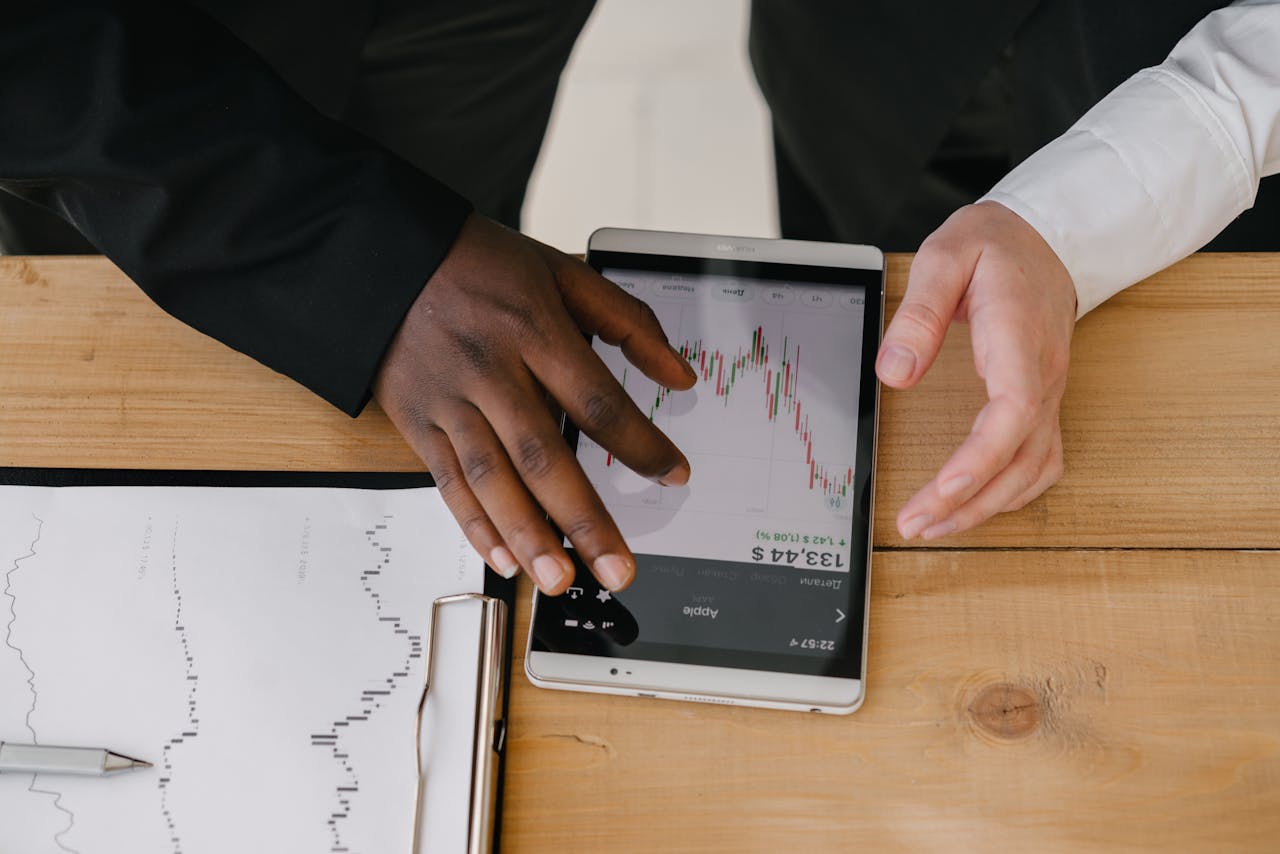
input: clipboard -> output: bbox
[0,466,517,853]
[417,593,507,853]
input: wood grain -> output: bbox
[2,254,1278,852]
[0,256,413,471]
[877,252,1280,548]
[502,550,1280,853]
[2,254,1278,546]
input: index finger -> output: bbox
[524,308,691,486]
[542,249,698,392]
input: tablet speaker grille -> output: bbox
[679,695,737,706]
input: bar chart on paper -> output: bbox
[0,485,482,854]
[577,272,866,568]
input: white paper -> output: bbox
[0,485,487,854]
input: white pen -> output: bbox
[0,741,151,777]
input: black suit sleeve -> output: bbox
[0,1,472,415]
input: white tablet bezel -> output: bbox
[525,228,884,715]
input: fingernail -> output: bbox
[900,514,933,540]
[531,554,570,591]
[657,459,691,487]
[593,553,634,591]
[938,474,974,498]
[670,344,698,381]
[921,519,958,541]
[878,345,916,384]
[488,545,520,579]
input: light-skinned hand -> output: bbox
[374,214,696,594]
[877,201,1077,540]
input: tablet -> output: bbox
[526,228,883,713]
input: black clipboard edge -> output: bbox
[0,465,517,852]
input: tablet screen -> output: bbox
[535,251,881,678]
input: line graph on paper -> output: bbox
[576,271,866,568]
[0,486,481,854]
[2,512,80,854]
[309,517,425,853]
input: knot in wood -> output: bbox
[969,682,1041,740]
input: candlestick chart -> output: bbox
[605,327,853,502]
[578,275,865,560]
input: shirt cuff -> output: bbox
[980,66,1256,317]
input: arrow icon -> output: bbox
[835,608,846,624]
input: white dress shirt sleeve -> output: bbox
[979,0,1280,317]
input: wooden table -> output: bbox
[2,254,1278,851]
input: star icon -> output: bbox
[595,588,612,603]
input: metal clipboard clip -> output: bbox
[413,593,508,854]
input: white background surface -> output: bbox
[523,0,778,254]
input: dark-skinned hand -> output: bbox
[374,214,696,595]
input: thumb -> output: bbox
[877,237,978,389]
